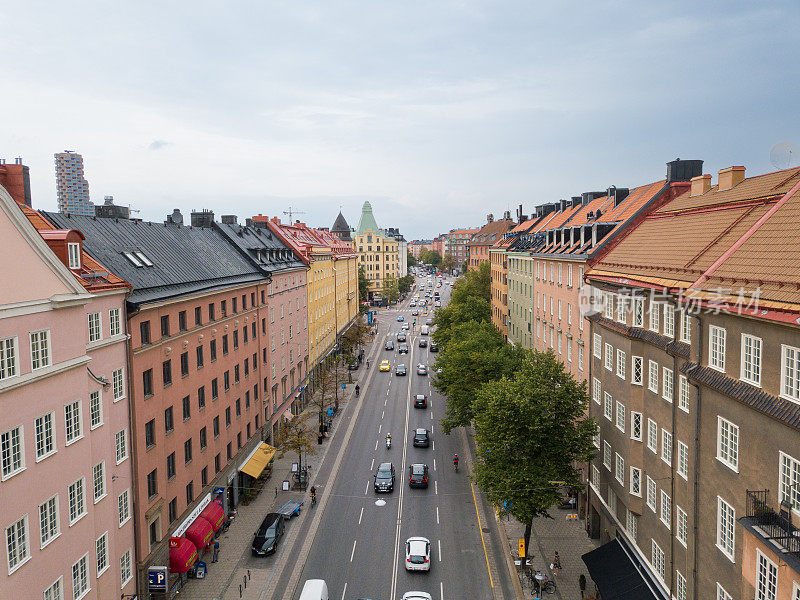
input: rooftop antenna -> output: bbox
[283,206,306,222]
[770,142,799,170]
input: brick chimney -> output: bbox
[690,174,712,196]
[718,166,745,191]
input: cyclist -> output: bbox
[453,454,459,471]
[355,384,360,397]
[310,486,317,506]
[366,359,370,368]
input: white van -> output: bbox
[420,325,429,335]
[299,579,328,600]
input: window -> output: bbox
[178,310,187,331]
[709,326,726,371]
[147,469,158,498]
[145,419,155,448]
[676,571,687,600]
[161,360,173,387]
[68,242,81,268]
[615,349,626,379]
[160,315,170,338]
[615,453,624,485]
[779,451,800,512]
[738,333,762,386]
[660,490,671,528]
[1,425,25,479]
[198,386,206,410]
[89,391,102,429]
[648,360,658,393]
[678,375,690,412]
[755,550,778,600]
[184,438,192,464]
[164,406,174,434]
[593,430,600,449]
[661,429,672,465]
[39,494,60,548]
[0,336,17,380]
[112,368,125,401]
[64,400,82,445]
[30,330,50,369]
[5,515,29,573]
[616,295,626,323]
[631,412,642,441]
[168,498,177,523]
[35,412,55,460]
[603,441,612,470]
[593,378,601,404]
[680,311,691,342]
[71,554,89,599]
[115,429,127,463]
[604,392,613,421]
[633,298,644,327]
[233,330,239,350]
[142,368,153,397]
[196,345,204,369]
[604,293,614,318]
[182,396,191,421]
[194,306,202,326]
[632,356,643,385]
[782,344,800,402]
[651,540,665,580]
[615,401,625,432]
[663,304,674,338]
[109,308,121,336]
[186,481,194,504]
[68,478,86,524]
[166,452,176,479]
[662,367,673,401]
[676,506,687,547]
[647,419,658,453]
[716,496,736,560]
[626,509,638,542]
[96,532,109,576]
[717,416,739,471]
[677,440,689,480]
[630,467,641,496]
[717,583,734,600]
[211,378,218,399]
[649,303,659,332]
[213,417,220,438]
[92,462,106,502]
[591,465,600,489]
[200,426,207,450]
[208,302,215,321]
[593,334,601,358]
[44,578,62,600]
[604,344,613,371]
[88,312,102,342]
[140,321,151,345]
[225,407,231,427]
[180,352,189,377]
[118,490,130,527]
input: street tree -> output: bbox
[471,350,597,567]
[340,315,370,359]
[277,411,318,474]
[450,261,490,303]
[398,274,414,294]
[383,273,400,304]
[308,366,338,431]
[432,296,490,347]
[441,252,454,274]
[407,251,418,267]
[358,264,370,309]
[421,249,442,268]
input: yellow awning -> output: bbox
[240,443,277,478]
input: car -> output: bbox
[401,589,434,598]
[347,358,360,370]
[418,339,427,348]
[379,360,391,372]
[385,340,394,351]
[398,343,409,354]
[413,428,430,447]
[395,364,407,376]
[414,394,427,408]
[396,333,406,342]
[405,537,431,571]
[374,462,395,493]
[429,342,438,352]
[426,318,434,325]
[434,301,441,307]
[409,301,416,307]
[397,315,404,322]
[411,309,419,316]
[417,364,428,375]
[408,464,429,489]
[402,323,410,330]
[251,512,286,556]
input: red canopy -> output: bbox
[200,501,226,532]
[168,537,198,573]
[184,517,214,550]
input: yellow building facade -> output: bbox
[353,201,399,299]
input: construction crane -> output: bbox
[283,206,306,222]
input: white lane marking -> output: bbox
[381,410,384,419]
[438,539,442,561]
[350,540,357,562]
[358,507,364,524]
[370,458,374,471]
[430,411,433,420]
[378,424,382,434]
[365,481,369,495]
[436,506,439,524]
[341,583,347,600]
[432,440,435,451]
[433,458,436,472]
[440,581,444,600]
[374,438,378,451]
[435,480,438,495]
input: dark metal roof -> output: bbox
[214,222,306,273]
[331,211,352,241]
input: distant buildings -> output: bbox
[353,201,400,301]
[54,150,94,216]
[409,240,431,259]
[385,227,408,277]
[95,196,131,219]
[444,228,478,270]
[466,212,515,270]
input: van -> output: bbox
[420,325,429,335]
[299,579,328,600]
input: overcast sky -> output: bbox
[1,1,798,239]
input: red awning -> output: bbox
[200,501,226,532]
[168,537,198,573]
[184,517,214,550]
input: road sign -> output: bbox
[518,538,525,558]
[148,566,168,592]
[341,383,345,389]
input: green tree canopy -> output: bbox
[432,296,491,347]
[441,253,454,274]
[421,249,442,267]
[358,264,370,307]
[398,274,414,294]
[451,261,490,303]
[382,273,400,304]
[407,251,418,267]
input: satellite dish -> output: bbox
[770,142,799,170]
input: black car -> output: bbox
[429,342,439,352]
[396,333,407,343]
[426,318,434,326]
[414,394,427,408]
[251,513,286,556]
[409,463,429,488]
[374,462,395,492]
[413,428,430,447]
[398,343,409,354]
[395,364,407,376]
[418,339,427,348]
[385,340,394,351]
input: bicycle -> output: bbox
[531,569,557,595]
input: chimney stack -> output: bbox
[666,158,704,183]
[221,215,238,225]
[690,174,712,196]
[487,213,494,223]
[718,166,745,191]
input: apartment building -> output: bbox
[315,228,359,341]
[466,213,514,270]
[353,201,399,300]
[54,150,94,216]
[1,188,136,600]
[490,220,536,340]
[446,228,478,270]
[584,165,800,600]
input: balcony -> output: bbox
[742,490,800,558]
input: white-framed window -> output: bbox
[591,464,600,489]
[779,451,800,512]
[558,299,562,320]
[677,440,688,480]
[579,346,584,371]
[603,441,612,470]
[615,401,625,432]
[120,548,133,587]
[593,378,601,404]
[717,583,734,600]
[67,242,81,269]
[92,461,106,503]
[604,344,613,371]
[663,304,674,338]
[616,349,626,379]
[0,336,18,380]
[782,344,800,403]
[558,334,562,355]
[633,297,644,327]
[709,325,727,372]
[68,478,86,525]
[593,333,601,358]
[680,310,691,342]
[608,488,617,515]
[741,334,762,386]
[660,489,671,528]
[71,553,90,599]
[646,476,657,511]
[662,367,673,401]
[632,356,643,385]
[717,416,739,472]
[604,293,614,319]
[568,264,573,287]
[676,570,687,600]
[647,419,658,453]
[651,540,665,580]
[558,263,562,285]
[755,548,778,600]
[89,391,102,429]
[112,368,125,401]
[615,453,625,485]
[616,296,626,323]
[87,312,102,342]
[648,360,658,392]
[39,494,60,548]
[30,330,51,370]
[593,430,600,449]
[35,412,56,461]
[676,505,688,547]
[96,532,109,577]
[115,429,127,464]
[567,341,572,363]
[64,401,82,445]
[649,302,660,332]
[630,466,641,496]
[43,577,63,600]
[118,490,131,527]
[109,308,121,337]
[5,515,30,574]
[662,429,673,465]
[678,375,690,412]
[631,412,642,441]
[604,392,613,421]
[793,582,800,600]
[568,303,572,325]
[1,424,25,479]
[626,509,638,541]
[716,496,736,560]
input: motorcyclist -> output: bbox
[453,454,459,469]
[386,433,392,445]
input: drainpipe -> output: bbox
[688,311,703,600]
[669,303,678,597]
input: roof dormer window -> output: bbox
[67,242,81,269]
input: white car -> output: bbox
[402,592,433,600]
[405,537,431,572]
[402,323,410,330]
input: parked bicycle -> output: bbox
[531,569,557,595]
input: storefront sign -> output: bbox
[148,566,168,592]
[173,493,211,537]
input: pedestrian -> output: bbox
[551,550,562,576]
[212,540,220,563]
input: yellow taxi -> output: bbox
[379,360,391,372]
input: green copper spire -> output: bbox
[356,201,380,234]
